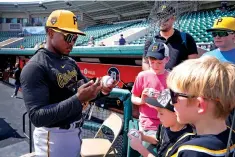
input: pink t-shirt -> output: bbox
[132,70,168,131]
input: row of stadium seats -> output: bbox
[0,31,22,42]
[1,8,235,48]
[5,34,46,48]
[3,21,143,48]
[130,9,235,44]
[75,21,144,46]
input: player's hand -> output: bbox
[77,78,102,103]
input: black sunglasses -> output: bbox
[211,31,234,37]
[51,28,78,43]
[170,89,195,104]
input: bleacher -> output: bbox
[0,31,21,42]
[1,9,235,48]
[130,9,235,45]
[75,20,143,46]
[5,34,46,48]
[3,21,143,48]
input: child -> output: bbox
[129,88,195,157]
[167,56,235,156]
[131,42,169,154]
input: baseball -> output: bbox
[148,88,155,97]
[128,129,141,140]
[147,88,160,98]
[102,76,114,87]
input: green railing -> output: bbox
[0,45,144,58]
[82,88,132,157]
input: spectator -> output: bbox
[88,36,95,47]
[131,42,169,155]
[144,5,198,70]
[168,56,235,157]
[99,41,105,46]
[203,17,235,63]
[11,63,21,98]
[119,34,126,45]
[203,17,235,130]
[129,88,195,157]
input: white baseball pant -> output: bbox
[33,127,82,157]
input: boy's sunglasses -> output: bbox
[169,89,220,104]
[170,89,195,104]
[51,28,78,43]
[211,31,234,37]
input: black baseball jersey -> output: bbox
[20,48,89,128]
[156,124,195,157]
[172,127,235,157]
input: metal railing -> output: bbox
[22,112,33,153]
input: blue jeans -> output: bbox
[13,84,21,96]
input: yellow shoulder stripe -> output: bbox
[171,144,235,157]
[227,126,235,133]
[165,133,195,156]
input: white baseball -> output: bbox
[102,76,114,87]
[128,129,141,140]
[148,88,155,97]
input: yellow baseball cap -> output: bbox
[46,10,86,36]
[207,17,235,32]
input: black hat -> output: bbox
[156,5,176,18]
[145,88,174,112]
[146,42,169,60]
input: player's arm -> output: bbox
[20,62,84,127]
[186,34,198,59]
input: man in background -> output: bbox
[11,62,21,98]
[203,16,235,63]
[144,5,198,70]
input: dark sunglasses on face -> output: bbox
[211,31,234,37]
[51,28,78,43]
[169,89,220,104]
[170,89,195,104]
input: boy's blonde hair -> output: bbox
[167,56,235,119]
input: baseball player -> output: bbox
[20,10,116,157]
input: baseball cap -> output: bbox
[146,42,169,60]
[46,10,86,36]
[145,88,174,112]
[156,5,175,18]
[207,17,235,32]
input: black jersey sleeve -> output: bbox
[20,61,83,127]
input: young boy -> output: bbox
[129,88,195,157]
[167,56,235,157]
[131,42,169,154]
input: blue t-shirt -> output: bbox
[119,38,126,45]
[203,48,235,64]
